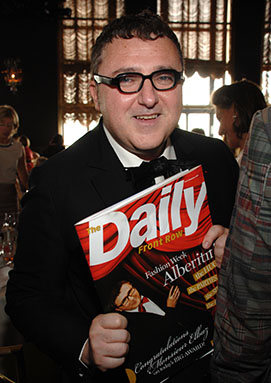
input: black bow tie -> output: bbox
[126,156,195,192]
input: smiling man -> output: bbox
[90,36,183,160]
[6,10,238,383]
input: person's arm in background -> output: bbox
[211,107,271,382]
[17,146,29,190]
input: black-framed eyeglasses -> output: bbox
[115,287,134,309]
[93,69,185,94]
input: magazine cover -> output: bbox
[75,165,218,382]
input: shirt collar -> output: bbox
[103,125,177,167]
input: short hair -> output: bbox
[90,10,184,75]
[51,133,64,146]
[211,79,267,138]
[0,105,19,132]
[191,128,205,136]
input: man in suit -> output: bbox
[108,280,180,314]
[5,10,239,383]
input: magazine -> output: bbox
[75,165,218,382]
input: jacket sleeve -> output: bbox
[5,165,97,379]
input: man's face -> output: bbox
[215,105,241,150]
[90,37,183,160]
[115,282,141,311]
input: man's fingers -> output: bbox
[202,225,226,249]
[101,327,131,345]
[104,339,130,358]
[90,314,130,345]
[97,355,127,371]
[202,225,229,269]
[88,313,130,371]
[98,312,128,330]
[90,330,130,371]
[213,231,228,268]
[170,286,180,298]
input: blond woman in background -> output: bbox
[0,105,28,228]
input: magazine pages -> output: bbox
[75,165,218,382]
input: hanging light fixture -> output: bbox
[1,58,23,93]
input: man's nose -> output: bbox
[137,78,159,108]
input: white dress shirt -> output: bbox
[128,296,165,316]
[104,126,177,184]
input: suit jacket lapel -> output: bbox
[171,128,193,162]
[85,120,136,208]
[171,128,201,170]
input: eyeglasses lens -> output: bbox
[153,71,176,90]
[118,74,142,93]
[118,70,176,93]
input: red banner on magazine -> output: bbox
[76,166,213,281]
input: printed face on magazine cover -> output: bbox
[114,281,141,311]
[90,36,183,160]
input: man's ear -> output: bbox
[90,80,101,112]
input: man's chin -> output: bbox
[132,146,166,161]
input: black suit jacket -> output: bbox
[5,120,238,382]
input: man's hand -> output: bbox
[166,286,180,308]
[202,225,229,268]
[82,313,130,372]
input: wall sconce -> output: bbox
[1,58,23,93]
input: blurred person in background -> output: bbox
[43,133,65,158]
[211,106,271,383]
[19,134,34,172]
[19,134,40,172]
[211,79,267,164]
[0,105,28,227]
